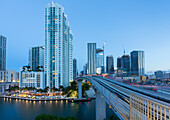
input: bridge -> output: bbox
[76,76,170,120]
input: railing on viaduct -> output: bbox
[76,76,170,120]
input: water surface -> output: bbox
[0,98,96,120]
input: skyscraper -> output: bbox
[130,50,145,76]
[44,2,73,88]
[96,48,104,74]
[117,57,121,69]
[0,35,6,71]
[73,59,77,80]
[29,46,44,71]
[106,55,114,74]
[87,43,96,74]
[121,55,130,72]
[83,63,88,75]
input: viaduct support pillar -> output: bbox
[78,80,82,99]
[96,90,106,120]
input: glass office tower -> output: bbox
[121,55,130,73]
[106,55,114,74]
[73,59,77,80]
[130,51,144,76]
[96,48,104,74]
[45,2,73,88]
[87,43,96,74]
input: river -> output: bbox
[0,98,96,120]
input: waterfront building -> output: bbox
[29,46,44,71]
[121,55,130,73]
[96,48,104,74]
[44,2,73,88]
[19,69,45,89]
[106,55,114,74]
[87,43,96,74]
[73,59,77,80]
[0,71,6,82]
[117,57,121,69]
[130,50,145,76]
[0,70,19,82]
[6,70,19,82]
[0,35,6,71]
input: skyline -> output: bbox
[1,0,170,73]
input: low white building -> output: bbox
[19,70,45,89]
[6,70,19,82]
[0,70,19,82]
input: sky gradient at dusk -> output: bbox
[0,0,170,73]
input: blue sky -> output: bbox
[0,0,170,74]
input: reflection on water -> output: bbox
[0,98,96,120]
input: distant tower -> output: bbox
[29,46,44,71]
[106,55,114,74]
[130,50,145,76]
[0,35,6,71]
[121,55,130,72]
[73,59,77,80]
[117,57,121,68]
[87,43,96,74]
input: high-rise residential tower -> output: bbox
[130,50,144,76]
[106,55,114,74]
[73,59,77,80]
[44,2,73,88]
[0,35,6,71]
[87,43,96,74]
[29,46,44,71]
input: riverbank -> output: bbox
[1,95,95,102]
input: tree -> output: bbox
[109,115,119,120]
[35,114,78,120]
[70,81,77,90]
[35,114,57,120]
[44,87,49,92]
[82,83,90,91]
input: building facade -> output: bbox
[0,70,19,83]
[117,57,121,69]
[130,51,144,76]
[96,48,104,74]
[6,70,19,82]
[83,63,87,75]
[73,59,77,80]
[87,43,96,74]
[19,70,44,89]
[154,70,164,79]
[0,35,6,71]
[106,55,114,74]
[44,2,73,88]
[29,46,44,71]
[121,55,130,73]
